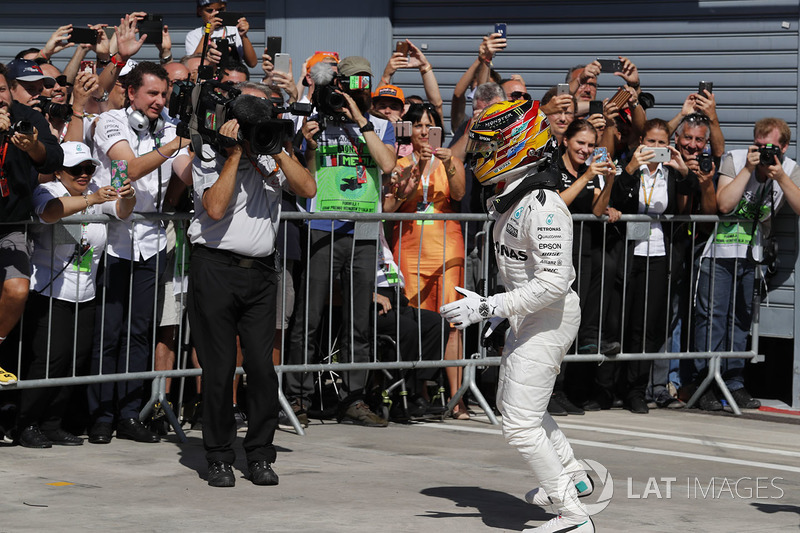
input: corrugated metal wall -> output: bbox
[391,0,800,339]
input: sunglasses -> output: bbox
[683,112,710,124]
[64,164,96,176]
[43,75,70,89]
[510,91,532,101]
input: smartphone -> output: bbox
[589,100,603,115]
[609,86,629,108]
[494,23,507,38]
[79,60,95,75]
[597,58,622,73]
[220,12,244,26]
[593,147,608,163]
[139,14,163,46]
[428,126,442,150]
[649,147,671,163]
[395,40,410,57]
[557,83,570,96]
[698,81,713,95]
[274,53,291,74]
[395,120,412,141]
[346,75,370,90]
[266,36,282,60]
[69,27,98,44]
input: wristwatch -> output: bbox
[359,121,375,134]
[93,90,109,103]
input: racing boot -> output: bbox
[525,470,593,506]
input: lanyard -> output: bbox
[410,152,437,204]
[640,165,660,214]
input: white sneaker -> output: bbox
[525,515,594,532]
[526,471,594,506]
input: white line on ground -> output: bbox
[417,423,800,474]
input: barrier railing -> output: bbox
[0,210,772,440]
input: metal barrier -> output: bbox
[0,210,772,441]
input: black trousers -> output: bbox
[88,251,165,422]
[18,292,95,431]
[285,230,376,403]
[188,246,279,464]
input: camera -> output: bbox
[312,83,348,126]
[697,152,713,173]
[759,144,781,166]
[169,78,310,159]
[2,120,34,136]
[35,97,73,122]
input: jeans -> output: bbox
[693,257,755,391]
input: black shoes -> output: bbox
[207,461,235,488]
[552,390,585,415]
[116,418,160,443]
[546,396,568,416]
[697,390,723,411]
[731,388,761,409]
[18,425,53,448]
[627,396,649,414]
[248,460,279,486]
[44,428,84,446]
[88,422,113,444]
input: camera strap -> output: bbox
[344,127,368,183]
[154,135,163,213]
[0,141,9,198]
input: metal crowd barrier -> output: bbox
[0,210,772,441]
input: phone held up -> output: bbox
[589,100,603,116]
[395,40,410,57]
[68,27,98,44]
[494,23,507,38]
[266,36,282,60]
[593,147,608,163]
[698,81,713,95]
[428,126,442,150]
[274,53,291,74]
[395,120,412,144]
[597,57,621,73]
[649,147,671,163]
[557,83,570,96]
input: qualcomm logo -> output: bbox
[580,459,614,515]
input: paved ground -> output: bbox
[2,407,799,532]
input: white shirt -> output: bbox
[634,163,668,257]
[184,26,244,60]
[30,180,117,302]
[92,108,189,261]
[188,145,288,257]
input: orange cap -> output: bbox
[372,84,405,104]
[306,51,340,71]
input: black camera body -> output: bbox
[312,83,348,127]
[36,97,72,122]
[759,144,782,166]
[170,78,311,159]
[2,120,34,136]
[697,152,713,173]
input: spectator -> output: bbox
[219,60,249,84]
[693,118,800,410]
[450,32,505,133]
[286,56,396,427]
[87,62,191,445]
[371,84,405,123]
[500,75,526,100]
[0,62,63,385]
[541,87,577,146]
[385,102,467,418]
[17,142,135,447]
[185,0,257,68]
[614,119,691,413]
[378,39,443,122]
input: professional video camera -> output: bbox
[307,61,369,129]
[169,78,311,160]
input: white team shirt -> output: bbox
[184,26,244,59]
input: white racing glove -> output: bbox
[440,286,505,330]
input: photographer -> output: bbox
[285,56,396,427]
[0,62,63,386]
[87,62,191,445]
[185,0,257,68]
[187,82,315,487]
[693,118,800,410]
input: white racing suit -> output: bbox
[489,178,587,517]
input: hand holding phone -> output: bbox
[698,81,713,95]
[557,83,570,96]
[220,12,244,26]
[597,58,622,73]
[68,27,98,44]
[494,23,507,38]
[648,147,671,163]
[266,36,282,60]
[274,53,291,74]
[589,100,604,116]
[428,126,442,150]
[395,40,410,57]
[593,147,608,163]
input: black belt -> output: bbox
[195,245,276,271]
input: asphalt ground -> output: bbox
[1,407,799,532]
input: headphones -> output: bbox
[127,107,165,135]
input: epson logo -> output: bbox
[539,242,562,250]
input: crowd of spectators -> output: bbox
[0,2,795,450]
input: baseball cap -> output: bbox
[373,84,405,105]
[305,51,339,71]
[119,59,138,78]
[338,56,372,77]
[61,142,101,168]
[197,0,226,7]
[6,59,55,83]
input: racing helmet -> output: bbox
[466,99,552,186]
